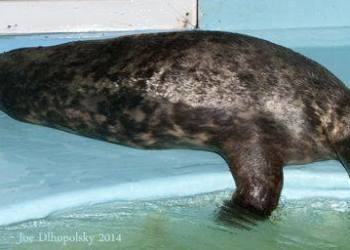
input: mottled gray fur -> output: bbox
[1,31,350,217]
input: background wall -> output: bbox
[200,0,350,47]
[199,0,350,85]
[0,0,197,34]
[200,0,350,31]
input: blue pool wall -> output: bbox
[199,0,350,31]
[199,0,350,86]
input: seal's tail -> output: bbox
[0,49,30,118]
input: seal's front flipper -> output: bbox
[334,138,350,177]
[220,141,284,221]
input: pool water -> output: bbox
[0,31,350,249]
[1,192,350,250]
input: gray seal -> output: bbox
[0,31,349,217]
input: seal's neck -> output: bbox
[327,96,350,144]
[326,93,350,175]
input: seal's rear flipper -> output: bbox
[219,139,284,219]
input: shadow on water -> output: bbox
[215,199,267,230]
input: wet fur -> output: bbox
[1,31,350,216]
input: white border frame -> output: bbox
[0,0,197,34]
